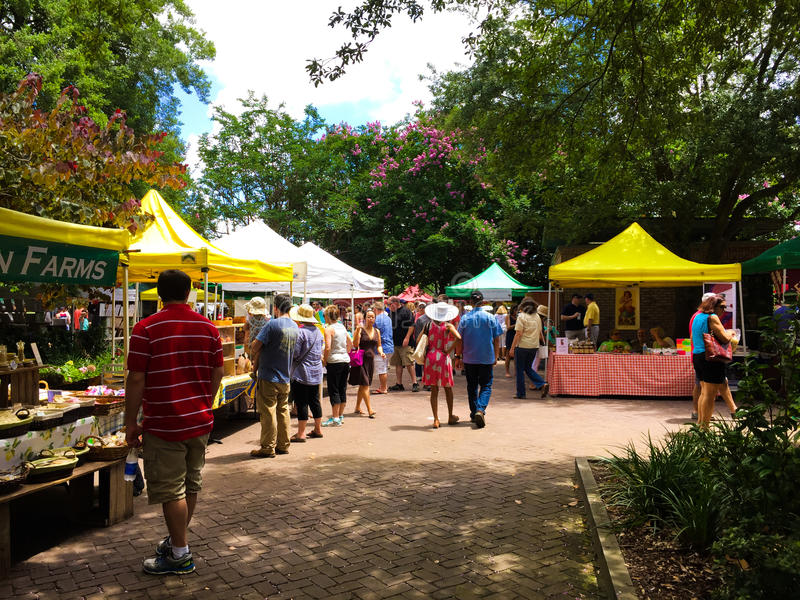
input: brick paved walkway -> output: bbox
[4,368,696,599]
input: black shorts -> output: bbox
[692,353,726,385]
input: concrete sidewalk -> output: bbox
[4,367,699,599]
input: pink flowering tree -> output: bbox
[334,109,517,289]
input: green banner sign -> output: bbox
[0,234,120,285]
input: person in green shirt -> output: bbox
[597,330,632,353]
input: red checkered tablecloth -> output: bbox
[547,354,600,396]
[547,353,694,397]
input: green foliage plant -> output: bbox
[601,302,800,597]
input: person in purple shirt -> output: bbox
[457,290,503,429]
[289,304,325,442]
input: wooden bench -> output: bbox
[0,458,134,577]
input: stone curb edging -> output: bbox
[575,457,639,600]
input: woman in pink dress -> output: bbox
[422,302,462,428]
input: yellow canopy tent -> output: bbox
[140,287,218,302]
[548,222,746,348]
[549,222,741,288]
[0,207,130,286]
[124,190,293,283]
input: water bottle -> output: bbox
[642,344,648,355]
[124,448,138,482]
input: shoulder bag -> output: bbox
[411,321,430,365]
[349,349,364,367]
[703,316,732,363]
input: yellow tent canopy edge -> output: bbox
[0,206,130,251]
[549,222,741,288]
[123,190,293,283]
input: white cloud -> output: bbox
[185,0,475,125]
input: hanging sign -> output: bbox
[0,234,119,285]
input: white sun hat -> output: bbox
[425,302,459,322]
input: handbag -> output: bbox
[348,349,364,367]
[703,317,732,363]
[411,333,428,365]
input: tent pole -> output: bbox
[303,280,307,303]
[110,281,116,362]
[203,268,209,319]
[123,265,130,365]
[221,288,225,319]
[351,287,355,336]
[546,282,552,379]
[738,280,747,353]
[783,268,787,302]
[134,282,140,324]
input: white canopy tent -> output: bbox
[214,222,307,295]
[217,223,384,301]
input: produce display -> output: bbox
[569,340,596,354]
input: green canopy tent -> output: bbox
[445,263,541,301]
[741,237,800,301]
[742,237,800,274]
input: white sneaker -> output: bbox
[334,417,343,426]
[322,417,336,427]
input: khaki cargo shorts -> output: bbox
[389,345,414,367]
[142,431,209,505]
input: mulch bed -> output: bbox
[590,462,724,600]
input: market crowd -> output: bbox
[123,269,744,577]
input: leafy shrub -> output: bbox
[600,304,800,597]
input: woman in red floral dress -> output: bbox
[422,302,462,428]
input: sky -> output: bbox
[179,1,477,173]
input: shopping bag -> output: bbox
[411,333,428,365]
[349,349,364,367]
[537,345,548,359]
[703,319,732,363]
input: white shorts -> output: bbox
[374,353,391,375]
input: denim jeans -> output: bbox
[464,363,494,416]
[515,347,546,397]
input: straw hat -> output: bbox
[425,302,459,323]
[537,305,549,317]
[245,297,267,315]
[289,304,318,324]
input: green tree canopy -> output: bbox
[313,0,800,260]
[0,0,215,134]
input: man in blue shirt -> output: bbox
[457,290,503,428]
[373,301,394,394]
[250,294,299,458]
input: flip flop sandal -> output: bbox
[368,412,377,419]
[448,415,460,425]
[290,435,306,443]
[372,389,386,394]
[307,431,323,439]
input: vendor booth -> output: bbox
[0,208,135,575]
[445,263,539,301]
[547,223,742,397]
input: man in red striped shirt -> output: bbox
[125,269,224,575]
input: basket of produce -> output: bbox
[25,454,78,483]
[0,464,30,495]
[77,434,128,461]
[29,407,65,431]
[0,408,33,439]
[40,445,90,464]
